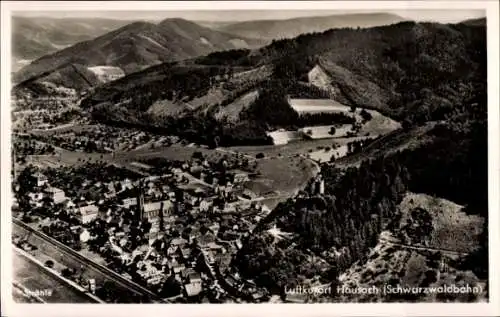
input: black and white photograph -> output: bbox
[1,1,499,316]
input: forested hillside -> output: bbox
[233,89,488,299]
[82,20,486,146]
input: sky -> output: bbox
[13,9,486,24]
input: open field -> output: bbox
[247,156,318,198]
[299,124,352,139]
[26,150,110,169]
[289,98,351,114]
[308,144,348,163]
[215,90,259,122]
[120,143,233,164]
[147,99,189,117]
[120,143,318,199]
[227,136,371,158]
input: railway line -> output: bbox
[13,219,164,303]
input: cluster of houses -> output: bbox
[20,154,273,302]
[29,125,177,154]
[24,171,102,223]
[33,128,165,153]
[12,93,80,132]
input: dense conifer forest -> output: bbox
[82,20,486,146]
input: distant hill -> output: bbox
[460,17,486,26]
[195,20,237,30]
[14,18,265,86]
[215,13,406,40]
[12,17,133,72]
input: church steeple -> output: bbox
[137,180,144,220]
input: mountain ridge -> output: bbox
[12,16,134,72]
[14,18,265,86]
[79,20,485,148]
[216,13,407,40]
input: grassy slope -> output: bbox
[396,193,484,253]
[246,156,318,198]
[337,243,486,302]
[214,90,259,122]
[84,63,273,125]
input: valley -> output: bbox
[9,10,488,305]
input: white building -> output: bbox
[80,229,91,242]
[44,187,66,204]
[234,172,250,183]
[78,204,99,223]
[33,172,48,187]
[122,197,138,209]
[199,199,212,212]
[143,200,174,220]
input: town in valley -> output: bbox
[8,6,489,304]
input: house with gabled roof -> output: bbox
[78,204,99,224]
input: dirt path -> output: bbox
[379,237,469,257]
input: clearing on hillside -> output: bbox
[395,192,485,254]
[215,90,259,122]
[337,243,486,302]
